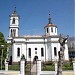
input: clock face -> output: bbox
[12,18,15,24]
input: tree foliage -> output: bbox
[0,32,7,60]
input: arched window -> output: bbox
[51,27,53,32]
[17,47,20,57]
[13,29,16,37]
[12,18,15,24]
[54,47,57,56]
[11,29,12,37]
[55,28,56,33]
[28,48,31,58]
[41,48,44,56]
[47,28,49,33]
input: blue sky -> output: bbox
[0,0,74,40]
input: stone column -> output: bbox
[55,62,57,75]
[5,59,8,71]
[20,54,25,75]
[36,60,41,75]
[72,61,75,75]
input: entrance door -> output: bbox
[33,56,38,64]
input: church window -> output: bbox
[41,48,44,56]
[55,28,56,33]
[47,28,49,33]
[12,18,15,24]
[11,29,13,37]
[28,48,31,57]
[51,27,53,32]
[72,43,74,48]
[54,47,57,56]
[35,48,37,50]
[13,29,16,37]
[35,51,37,54]
[17,48,20,57]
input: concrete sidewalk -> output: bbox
[0,70,73,75]
[0,70,20,75]
[41,71,73,75]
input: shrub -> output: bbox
[44,61,54,65]
[62,61,73,70]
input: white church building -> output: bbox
[7,8,69,63]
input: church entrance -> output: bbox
[33,56,38,64]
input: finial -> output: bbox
[48,11,52,24]
[49,11,50,17]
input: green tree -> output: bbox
[0,32,7,63]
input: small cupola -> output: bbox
[10,7,19,17]
[44,12,58,36]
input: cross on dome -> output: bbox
[48,11,52,24]
[13,7,17,14]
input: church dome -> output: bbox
[44,12,57,28]
[44,23,57,28]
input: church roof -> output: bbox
[45,23,57,28]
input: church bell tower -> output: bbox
[9,7,19,38]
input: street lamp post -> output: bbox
[1,45,4,70]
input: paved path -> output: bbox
[31,64,36,75]
[31,64,36,73]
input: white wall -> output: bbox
[12,38,48,62]
[11,36,69,62]
[64,44,69,60]
[51,43,60,61]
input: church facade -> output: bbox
[7,9,69,63]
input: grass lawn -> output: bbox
[42,61,73,71]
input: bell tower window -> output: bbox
[11,29,13,37]
[55,28,56,33]
[47,28,49,33]
[12,18,15,24]
[51,27,53,32]
[13,29,16,37]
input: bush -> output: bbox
[42,61,73,71]
[62,62,73,70]
[0,65,5,70]
[8,64,20,70]
[43,61,54,65]
[42,65,55,71]
[42,61,55,71]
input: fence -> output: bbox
[0,58,75,75]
